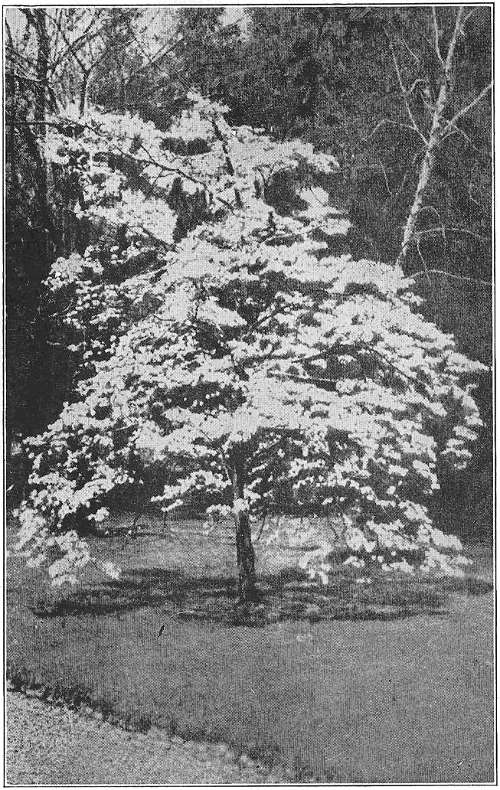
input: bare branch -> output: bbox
[443,82,492,135]
[416,234,434,290]
[364,118,426,142]
[6,117,70,129]
[444,7,465,77]
[411,269,491,287]
[431,7,444,65]
[377,159,392,197]
[417,204,444,226]
[416,226,489,243]
[132,37,185,76]
[462,8,477,27]
[44,8,106,75]
[441,122,486,155]
[406,78,427,96]
[397,33,421,64]
[387,40,428,145]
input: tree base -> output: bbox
[236,586,263,606]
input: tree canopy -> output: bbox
[13,95,485,600]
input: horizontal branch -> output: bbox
[364,118,428,143]
[411,269,491,287]
[6,117,68,129]
[417,226,489,243]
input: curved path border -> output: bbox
[6,691,286,785]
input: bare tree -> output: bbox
[391,6,491,266]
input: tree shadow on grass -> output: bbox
[30,565,493,626]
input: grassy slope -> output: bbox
[6,514,495,782]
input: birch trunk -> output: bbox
[398,84,447,264]
[398,7,465,266]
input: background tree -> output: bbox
[171,8,241,100]
[4,8,174,469]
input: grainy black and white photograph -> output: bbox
[3,3,495,786]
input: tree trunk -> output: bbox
[397,7,464,266]
[6,22,19,196]
[232,454,258,603]
[79,70,90,117]
[33,10,49,125]
[32,9,51,256]
[398,99,444,265]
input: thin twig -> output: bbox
[387,39,428,145]
[443,82,492,135]
[411,269,491,287]
[416,234,433,290]
[418,226,488,243]
[377,158,392,197]
[462,8,477,27]
[441,122,488,156]
[364,118,425,142]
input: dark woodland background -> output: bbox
[4,7,493,538]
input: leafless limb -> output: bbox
[411,269,491,287]
[443,82,493,135]
[44,9,102,73]
[416,234,434,290]
[132,37,184,76]
[378,159,392,197]
[462,8,477,27]
[364,118,426,142]
[398,33,421,64]
[416,226,489,243]
[431,7,444,65]
[6,117,70,128]
[406,78,427,96]
[387,40,428,145]
[397,4,466,268]
[441,122,486,155]
[416,204,445,227]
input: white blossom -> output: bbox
[13,95,484,584]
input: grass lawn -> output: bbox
[6,512,495,783]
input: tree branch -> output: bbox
[442,82,493,136]
[411,269,491,287]
[441,121,488,156]
[387,39,428,145]
[135,140,235,212]
[431,7,444,65]
[415,226,489,243]
[377,158,392,197]
[364,118,427,142]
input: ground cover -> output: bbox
[6,513,495,782]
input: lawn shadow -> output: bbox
[30,563,493,625]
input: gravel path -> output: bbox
[6,691,284,785]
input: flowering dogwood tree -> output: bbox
[15,94,484,602]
